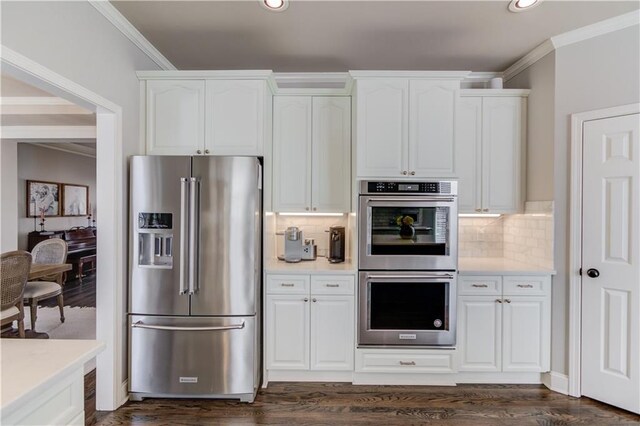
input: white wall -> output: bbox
[552,24,640,375]
[1,0,161,395]
[0,141,19,252]
[17,144,96,250]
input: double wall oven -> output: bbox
[358,180,458,347]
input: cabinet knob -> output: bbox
[303,298,309,302]
[196,150,202,154]
[305,207,310,211]
[410,171,416,176]
[475,208,482,212]
[204,149,210,154]
[312,298,317,303]
[402,171,408,175]
[495,299,503,303]
[313,207,317,211]
[483,209,489,212]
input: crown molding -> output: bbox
[32,142,97,159]
[504,11,640,82]
[460,89,530,97]
[350,70,472,80]
[88,0,176,71]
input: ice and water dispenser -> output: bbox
[138,213,173,268]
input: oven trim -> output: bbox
[358,271,457,347]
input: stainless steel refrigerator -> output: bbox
[128,156,262,403]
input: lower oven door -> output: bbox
[358,271,457,347]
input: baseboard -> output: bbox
[118,380,129,407]
[456,372,543,384]
[266,370,353,383]
[542,371,569,395]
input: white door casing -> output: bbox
[581,113,639,414]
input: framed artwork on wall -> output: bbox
[62,183,89,216]
[27,180,61,217]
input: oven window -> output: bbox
[369,281,449,330]
[369,206,449,255]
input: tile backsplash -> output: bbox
[459,201,554,269]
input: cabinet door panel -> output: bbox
[266,294,310,370]
[311,97,351,212]
[409,80,458,177]
[482,97,523,213]
[355,79,408,178]
[458,296,502,372]
[456,97,483,213]
[146,80,205,155]
[206,80,264,155]
[502,296,550,372]
[310,296,354,371]
[273,97,312,212]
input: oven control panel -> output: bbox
[363,181,455,195]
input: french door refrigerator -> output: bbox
[128,156,262,403]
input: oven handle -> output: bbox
[364,196,455,203]
[365,273,455,280]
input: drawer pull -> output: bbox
[505,299,511,303]
[472,284,488,288]
[326,284,340,288]
[495,299,503,303]
[281,283,295,287]
[399,361,416,366]
[517,284,534,288]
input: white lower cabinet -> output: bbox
[266,274,355,375]
[457,275,551,373]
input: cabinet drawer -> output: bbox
[503,276,550,296]
[356,350,455,374]
[458,276,502,296]
[311,275,355,295]
[266,275,310,295]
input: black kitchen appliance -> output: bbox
[328,226,345,263]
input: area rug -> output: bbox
[25,306,96,339]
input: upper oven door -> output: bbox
[358,195,458,270]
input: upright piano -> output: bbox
[28,228,97,282]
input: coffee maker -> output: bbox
[328,226,345,263]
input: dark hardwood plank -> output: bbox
[85,369,97,426]
[40,272,96,308]
[94,382,640,425]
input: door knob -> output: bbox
[586,268,600,278]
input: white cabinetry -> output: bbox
[353,73,468,179]
[146,80,205,155]
[457,274,550,373]
[272,96,351,213]
[265,274,355,376]
[141,73,272,156]
[456,91,528,214]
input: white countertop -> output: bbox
[265,257,356,274]
[459,257,556,275]
[1,339,105,413]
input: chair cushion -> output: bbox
[1,306,20,321]
[23,281,62,299]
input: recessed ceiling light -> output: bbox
[508,0,542,12]
[261,0,289,12]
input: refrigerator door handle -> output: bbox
[179,178,190,295]
[188,177,200,295]
[132,320,245,332]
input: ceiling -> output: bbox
[111,0,639,72]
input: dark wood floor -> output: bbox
[40,272,96,308]
[93,382,640,425]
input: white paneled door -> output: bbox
[581,113,639,414]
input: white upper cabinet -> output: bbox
[409,80,459,177]
[355,79,408,178]
[206,80,265,156]
[354,76,467,179]
[146,80,205,155]
[272,96,351,213]
[273,96,312,212]
[142,73,272,156]
[456,92,527,214]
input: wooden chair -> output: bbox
[1,251,32,338]
[24,239,68,331]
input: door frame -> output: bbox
[1,46,127,410]
[568,102,640,397]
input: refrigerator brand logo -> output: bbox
[179,377,199,384]
[399,334,417,340]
